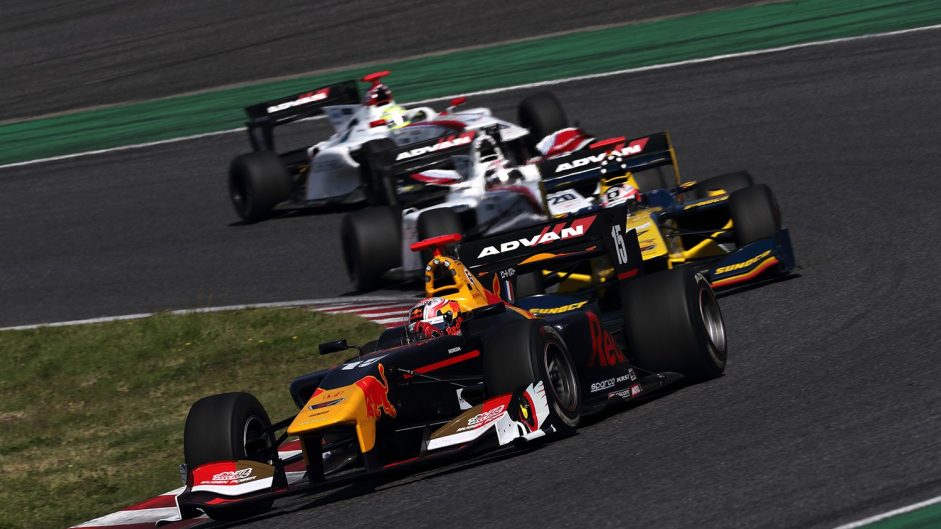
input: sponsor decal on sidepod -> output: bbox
[590,378,615,392]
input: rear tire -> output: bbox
[623,268,727,381]
[183,392,274,521]
[416,207,462,263]
[632,165,673,192]
[693,171,754,199]
[518,92,568,150]
[483,320,581,433]
[341,206,402,292]
[228,152,292,223]
[729,184,781,246]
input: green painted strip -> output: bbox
[2,0,940,166]
[859,502,941,529]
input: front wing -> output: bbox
[702,228,796,288]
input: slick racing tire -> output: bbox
[693,171,754,199]
[729,184,781,246]
[417,207,462,263]
[623,268,727,381]
[341,206,402,292]
[632,165,674,192]
[518,92,568,150]
[228,151,292,223]
[483,320,581,433]
[184,392,274,521]
[359,138,399,207]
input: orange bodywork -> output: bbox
[287,364,396,453]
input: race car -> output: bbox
[534,131,797,290]
[177,205,728,522]
[227,71,567,222]
[340,131,551,292]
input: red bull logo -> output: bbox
[354,364,397,419]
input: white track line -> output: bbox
[832,494,941,529]
[3,23,940,171]
[0,296,414,331]
[315,302,413,313]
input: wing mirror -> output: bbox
[319,339,350,355]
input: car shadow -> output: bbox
[227,203,366,227]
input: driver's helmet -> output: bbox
[406,297,463,342]
[365,83,394,107]
[477,136,500,163]
[380,104,410,129]
[600,181,640,209]
[477,136,510,186]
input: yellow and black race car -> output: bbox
[535,131,796,291]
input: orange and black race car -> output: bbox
[176,205,728,522]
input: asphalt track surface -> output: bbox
[3,27,941,529]
[0,0,758,121]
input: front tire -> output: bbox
[623,268,727,381]
[341,206,402,292]
[228,152,292,223]
[693,171,754,199]
[632,165,673,192]
[483,320,581,432]
[729,184,781,246]
[183,392,274,521]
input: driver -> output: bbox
[406,297,464,342]
[363,77,410,129]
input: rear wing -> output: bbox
[366,130,480,207]
[458,205,642,302]
[244,80,360,151]
[537,132,680,193]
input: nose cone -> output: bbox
[287,366,397,455]
[287,387,363,436]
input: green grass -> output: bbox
[0,308,382,529]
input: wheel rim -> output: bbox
[698,285,727,356]
[544,342,578,412]
[242,415,271,463]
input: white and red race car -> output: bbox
[340,132,551,291]
[227,71,567,222]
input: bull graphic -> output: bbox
[355,363,397,419]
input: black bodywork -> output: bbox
[178,205,683,519]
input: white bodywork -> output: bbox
[397,136,546,273]
[303,101,530,202]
